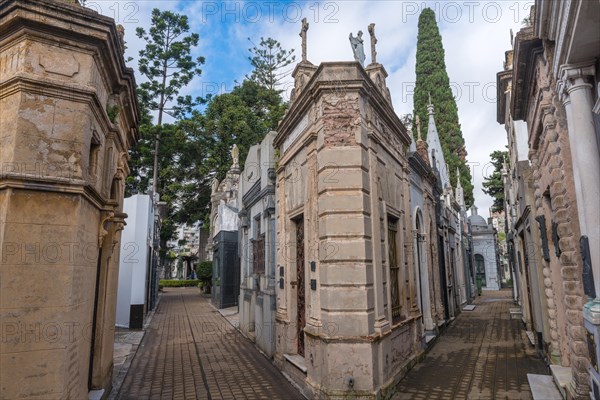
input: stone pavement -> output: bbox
[392,289,549,400]
[114,288,302,400]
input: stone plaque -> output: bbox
[581,235,597,298]
[39,53,80,77]
[588,329,598,373]
[535,215,550,262]
[552,220,561,257]
[282,114,309,152]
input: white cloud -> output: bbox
[97,0,531,219]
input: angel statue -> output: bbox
[349,30,366,66]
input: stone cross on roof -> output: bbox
[368,23,377,64]
[427,93,434,115]
[300,18,309,63]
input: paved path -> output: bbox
[393,289,549,400]
[116,288,301,400]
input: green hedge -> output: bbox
[159,279,199,289]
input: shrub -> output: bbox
[159,279,199,289]
[196,261,212,283]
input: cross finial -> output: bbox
[368,23,377,64]
[427,93,434,115]
[300,18,309,63]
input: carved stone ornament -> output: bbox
[98,211,115,247]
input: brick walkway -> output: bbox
[116,288,301,400]
[393,289,549,399]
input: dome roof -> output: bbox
[469,214,488,227]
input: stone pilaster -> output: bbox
[542,81,589,399]
[557,63,600,301]
[558,62,600,400]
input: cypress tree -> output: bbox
[413,8,474,207]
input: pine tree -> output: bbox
[482,150,508,213]
[413,8,474,207]
[136,8,205,195]
[247,37,295,92]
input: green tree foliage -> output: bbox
[413,8,474,207]
[135,8,205,193]
[131,83,286,242]
[482,150,508,213]
[247,37,295,92]
[201,80,285,181]
[127,14,290,243]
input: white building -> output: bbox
[167,222,204,279]
[469,207,500,291]
[238,131,277,357]
[116,195,157,329]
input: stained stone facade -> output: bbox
[424,102,473,320]
[208,155,241,308]
[408,127,445,340]
[469,208,500,291]
[274,59,422,398]
[497,2,600,398]
[238,131,277,356]
[0,0,139,398]
[498,53,550,356]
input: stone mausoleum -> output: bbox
[469,207,501,291]
[0,0,139,398]
[208,148,241,308]
[273,26,425,398]
[238,131,278,357]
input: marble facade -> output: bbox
[273,58,424,398]
[238,132,278,357]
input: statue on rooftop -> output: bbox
[231,144,239,169]
[211,177,219,194]
[416,115,422,141]
[349,30,366,66]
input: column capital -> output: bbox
[557,62,596,104]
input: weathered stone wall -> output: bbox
[525,41,588,397]
[0,1,138,398]
[238,131,277,356]
[274,62,421,399]
[408,153,442,333]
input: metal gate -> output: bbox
[253,234,265,274]
[296,218,305,356]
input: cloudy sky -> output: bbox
[94,0,532,220]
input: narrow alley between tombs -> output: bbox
[393,290,549,400]
[114,288,301,400]
[114,288,549,400]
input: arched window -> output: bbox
[475,254,486,286]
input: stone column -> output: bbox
[558,63,600,300]
[405,167,420,316]
[558,63,600,399]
